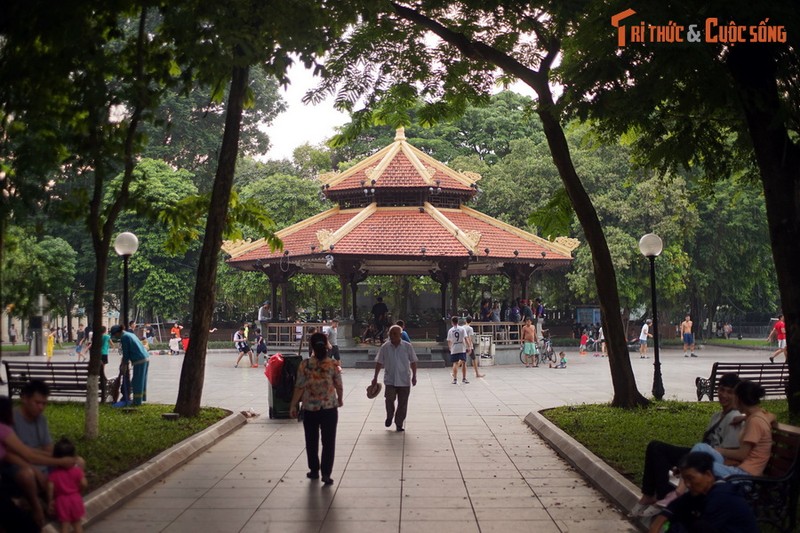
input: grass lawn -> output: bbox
[544,399,792,487]
[701,338,774,349]
[42,402,228,491]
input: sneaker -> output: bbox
[322,477,334,485]
[385,418,392,427]
[684,354,689,358]
[770,357,775,363]
[462,379,469,384]
[234,364,238,368]
[251,364,259,368]
[452,378,458,384]
[690,353,698,358]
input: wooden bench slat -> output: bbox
[695,362,788,401]
[4,361,106,402]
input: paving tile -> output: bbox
[400,521,480,533]
[320,520,399,533]
[477,520,561,533]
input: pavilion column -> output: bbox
[450,275,460,317]
[430,267,451,341]
[328,260,366,348]
[338,274,349,319]
[348,269,368,321]
[500,263,540,305]
[270,283,279,319]
[260,264,301,322]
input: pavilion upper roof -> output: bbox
[318,128,478,207]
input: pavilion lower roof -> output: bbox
[224,203,576,276]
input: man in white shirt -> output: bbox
[323,319,340,362]
[372,325,418,432]
[447,316,468,384]
[639,319,653,359]
[464,317,484,378]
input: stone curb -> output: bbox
[524,410,649,532]
[79,411,247,528]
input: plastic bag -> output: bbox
[265,353,284,385]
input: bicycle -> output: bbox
[537,333,557,366]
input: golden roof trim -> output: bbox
[317,202,378,250]
[424,202,480,254]
[459,205,575,257]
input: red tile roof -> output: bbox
[229,206,573,265]
[325,139,474,194]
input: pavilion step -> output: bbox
[354,359,445,369]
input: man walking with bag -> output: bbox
[371,325,418,432]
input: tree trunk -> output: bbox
[84,252,109,439]
[174,63,249,417]
[390,3,647,407]
[727,46,800,413]
[538,108,648,407]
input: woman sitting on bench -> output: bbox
[691,380,776,478]
[659,380,776,508]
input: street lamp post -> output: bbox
[114,232,139,329]
[639,233,664,400]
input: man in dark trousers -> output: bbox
[371,297,389,343]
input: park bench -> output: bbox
[695,361,788,401]
[3,361,107,402]
[727,423,800,533]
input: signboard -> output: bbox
[576,306,601,326]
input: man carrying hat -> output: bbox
[372,325,418,432]
[109,324,149,406]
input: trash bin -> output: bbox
[268,354,302,419]
[478,335,494,366]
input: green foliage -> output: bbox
[1,226,77,318]
[140,67,286,192]
[45,402,227,490]
[545,399,792,485]
[238,171,326,231]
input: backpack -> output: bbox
[510,306,521,323]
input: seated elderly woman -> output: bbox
[1,396,79,532]
[648,451,758,533]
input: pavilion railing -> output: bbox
[265,321,524,347]
[468,322,521,346]
[265,323,326,348]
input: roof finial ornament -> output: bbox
[395,126,406,141]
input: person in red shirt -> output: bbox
[768,313,787,363]
[579,331,589,355]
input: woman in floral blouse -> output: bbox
[290,332,343,485]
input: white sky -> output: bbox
[263,63,540,162]
[263,64,349,161]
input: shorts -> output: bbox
[683,333,694,345]
[468,349,476,360]
[238,345,251,353]
[778,339,786,349]
[450,353,466,364]
[523,342,538,355]
[101,353,109,365]
[330,345,340,361]
[639,339,648,346]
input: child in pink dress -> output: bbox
[48,437,87,533]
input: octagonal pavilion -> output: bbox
[224,128,577,325]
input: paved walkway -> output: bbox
[8,345,770,532]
